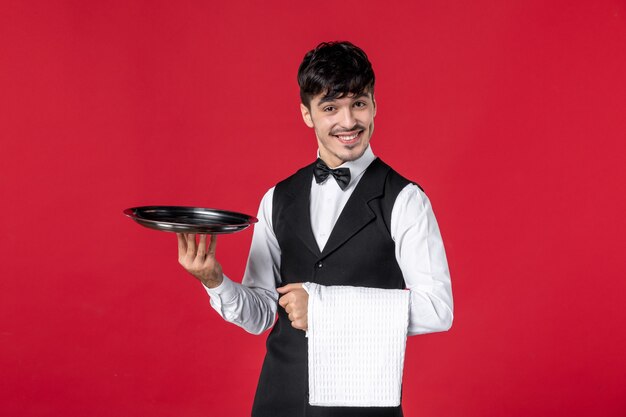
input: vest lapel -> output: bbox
[281,163,322,258]
[320,158,389,259]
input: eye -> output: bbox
[354,101,367,108]
[323,106,336,112]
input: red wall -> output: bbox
[2,1,625,416]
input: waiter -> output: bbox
[177,41,453,417]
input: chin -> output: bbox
[341,147,367,163]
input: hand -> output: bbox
[177,233,223,288]
[277,283,308,331]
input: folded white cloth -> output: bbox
[303,282,410,407]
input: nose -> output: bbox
[338,106,356,129]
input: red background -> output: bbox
[2,1,625,416]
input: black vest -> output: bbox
[251,158,413,417]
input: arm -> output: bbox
[179,188,281,335]
[392,184,454,336]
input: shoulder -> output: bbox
[259,186,275,207]
[372,159,424,211]
[274,162,315,197]
[395,183,429,211]
[377,159,423,194]
[389,183,438,242]
[255,186,276,228]
[375,160,432,227]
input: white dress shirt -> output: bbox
[205,146,453,336]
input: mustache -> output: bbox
[330,124,366,135]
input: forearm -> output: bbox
[204,275,278,335]
[302,282,453,336]
[203,187,281,335]
[407,283,453,335]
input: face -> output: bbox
[300,92,376,168]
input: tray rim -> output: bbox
[123,205,258,234]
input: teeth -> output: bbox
[336,132,359,140]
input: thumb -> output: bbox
[276,283,303,294]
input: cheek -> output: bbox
[319,121,334,135]
[314,126,330,143]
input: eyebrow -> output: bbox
[317,93,370,106]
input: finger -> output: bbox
[186,233,197,257]
[197,234,207,258]
[276,283,303,294]
[177,233,187,257]
[291,320,307,331]
[278,295,290,309]
[208,234,217,255]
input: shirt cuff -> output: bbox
[203,274,238,304]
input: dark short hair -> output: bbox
[297,41,375,108]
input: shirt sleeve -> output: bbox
[391,184,454,336]
[203,187,280,335]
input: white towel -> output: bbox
[303,282,410,407]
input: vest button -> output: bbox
[316,262,323,269]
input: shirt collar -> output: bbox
[316,145,377,187]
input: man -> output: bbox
[177,41,453,417]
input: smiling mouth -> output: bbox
[333,130,363,144]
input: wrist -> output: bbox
[201,274,223,289]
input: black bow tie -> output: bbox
[313,159,351,190]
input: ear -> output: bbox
[300,103,314,128]
[372,96,377,117]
